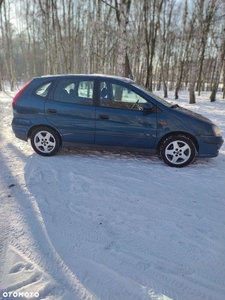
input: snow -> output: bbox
[0,90,225,300]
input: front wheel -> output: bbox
[30,127,61,156]
[160,135,196,167]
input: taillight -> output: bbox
[12,80,31,106]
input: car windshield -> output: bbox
[132,83,172,107]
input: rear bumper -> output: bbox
[198,136,224,157]
[11,118,32,141]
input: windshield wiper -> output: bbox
[171,104,180,108]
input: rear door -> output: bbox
[45,77,96,144]
[95,79,157,149]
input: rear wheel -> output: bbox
[30,127,61,156]
[160,135,196,167]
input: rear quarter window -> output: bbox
[34,82,53,97]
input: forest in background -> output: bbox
[0,0,225,103]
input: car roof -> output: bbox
[39,74,135,84]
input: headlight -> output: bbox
[212,125,222,137]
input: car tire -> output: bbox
[30,127,61,156]
[160,135,196,167]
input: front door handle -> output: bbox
[98,115,109,120]
[47,109,57,114]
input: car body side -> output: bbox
[12,75,224,158]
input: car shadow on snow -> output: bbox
[60,146,163,163]
[57,146,225,168]
[7,141,222,299]
[21,146,225,299]
[0,142,89,299]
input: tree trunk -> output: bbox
[223,64,225,99]
[196,2,215,96]
[125,52,133,79]
[115,0,131,77]
[210,21,225,102]
[174,0,188,99]
[143,0,158,91]
[0,73,2,91]
[189,0,205,104]
[2,1,15,91]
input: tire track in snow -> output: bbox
[7,196,99,299]
[2,93,225,299]
[0,245,71,300]
[0,147,99,297]
[23,154,225,300]
[3,152,225,300]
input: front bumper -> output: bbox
[198,136,224,157]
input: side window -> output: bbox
[77,81,93,105]
[35,82,52,97]
[53,79,94,105]
[100,81,113,107]
[100,81,148,110]
[54,79,75,103]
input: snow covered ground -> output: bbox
[0,90,225,300]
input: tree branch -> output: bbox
[101,0,118,12]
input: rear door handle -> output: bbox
[47,109,57,114]
[98,115,109,120]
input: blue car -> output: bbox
[12,74,223,167]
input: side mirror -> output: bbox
[143,102,154,112]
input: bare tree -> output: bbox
[100,0,132,77]
[196,1,216,95]
[0,0,16,90]
[1,0,225,102]
[143,0,161,91]
[158,0,175,98]
[188,0,206,104]
[115,0,132,77]
[174,0,188,99]
[0,0,2,91]
[210,17,225,101]
[223,62,225,98]
[0,0,4,9]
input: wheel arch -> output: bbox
[156,131,199,154]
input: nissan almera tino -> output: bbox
[12,74,224,167]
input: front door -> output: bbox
[95,80,157,149]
